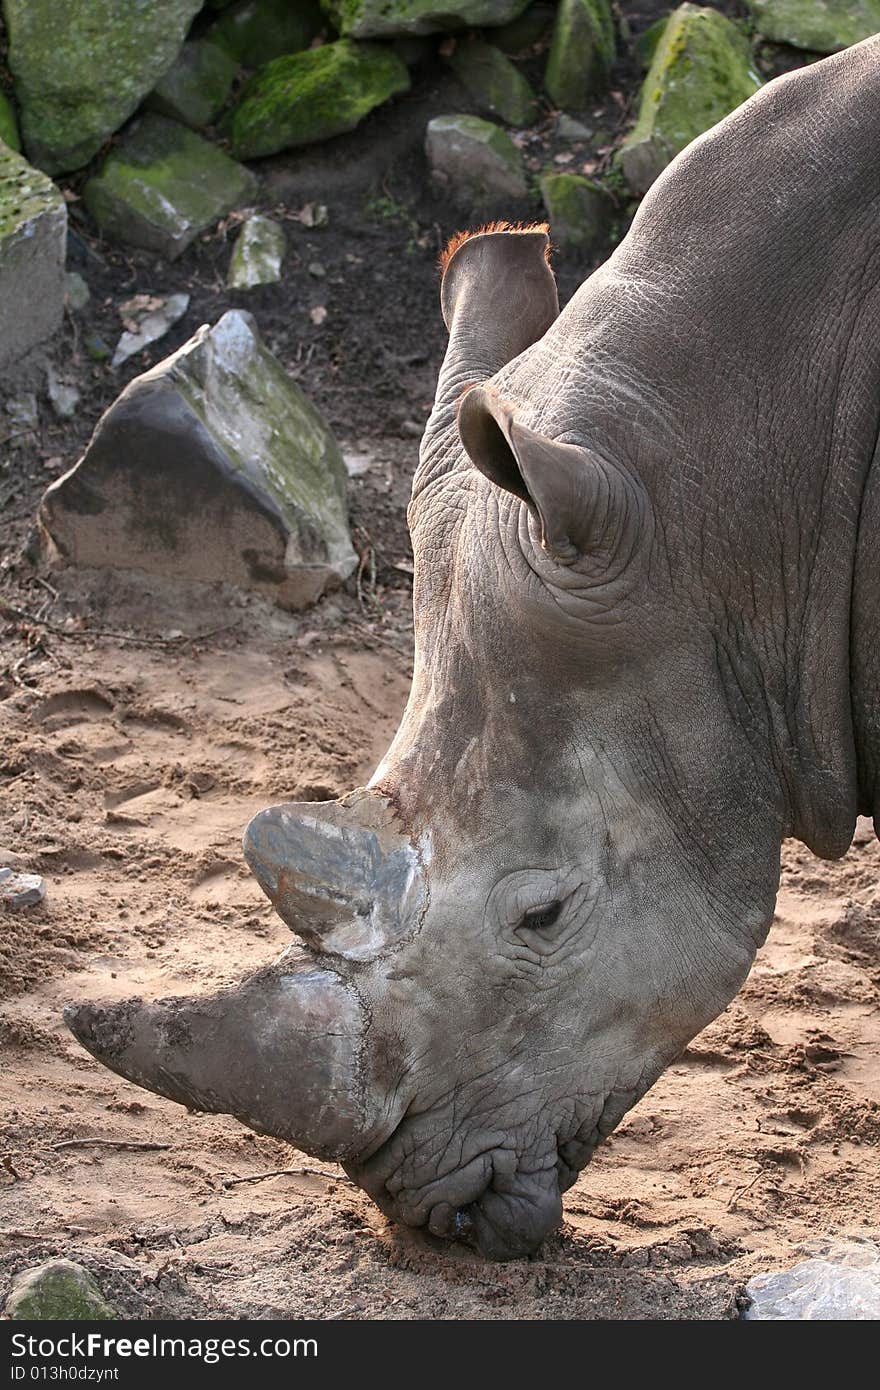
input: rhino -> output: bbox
[66,37,880,1260]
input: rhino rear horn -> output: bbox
[458,384,647,567]
[435,225,559,409]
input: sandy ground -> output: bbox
[1,583,878,1321]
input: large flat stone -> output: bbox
[746,0,880,52]
[83,114,257,260]
[40,310,358,611]
[0,141,66,375]
[2,0,203,175]
[222,39,411,159]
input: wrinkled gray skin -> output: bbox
[67,40,880,1260]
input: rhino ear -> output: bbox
[435,225,559,406]
[458,384,643,566]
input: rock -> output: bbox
[84,114,257,261]
[321,0,533,39]
[46,364,81,419]
[0,868,47,908]
[556,114,593,141]
[223,40,410,159]
[425,114,528,208]
[3,392,39,434]
[111,292,190,368]
[545,0,616,111]
[4,1260,116,1319]
[539,170,613,252]
[3,0,203,175]
[40,310,358,611]
[0,145,66,376]
[227,213,286,288]
[449,40,537,127]
[635,15,668,69]
[391,36,434,66]
[64,271,91,312]
[210,0,324,67]
[746,1,880,53]
[0,93,20,151]
[494,3,556,55]
[617,4,762,196]
[744,1239,880,1319]
[147,39,239,129]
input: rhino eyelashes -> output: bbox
[519,900,564,934]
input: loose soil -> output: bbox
[1,5,877,1321]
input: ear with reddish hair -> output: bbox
[434,224,559,408]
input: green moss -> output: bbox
[84,114,257,259]
[0,94,20,152]
[210,0,324,68]
[635,16,668,69]
[0,141,63,238]
[539,170,613,251]
[320,0,533,39]
[222,39,410,158]
[545,0,615,110]
[148,40,239,129]
[450,40,537,127]
[5,1262,117,1321]
[618,4,762,194]
[746,0,880,52]
[3,0,203,174]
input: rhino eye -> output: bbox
[520,900,563,933]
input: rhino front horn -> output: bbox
[64,963,369,1160]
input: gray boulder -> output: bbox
[83,114,257,261]
[426,114,528,208]
[39,310,357,611]
[449,40,537,127]
[2,0,203,174]
[4,1260,116,1320]
[147,39,240,130]
[321,0,532,38]
[0,141,66,375]
[746,1,880,53]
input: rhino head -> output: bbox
[67,224,794,1260]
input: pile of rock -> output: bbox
[2,0,876,612]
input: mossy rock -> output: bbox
[635,16,668,70]
[494,3,557,56]
[40,310,357,611]
[746,1,880,53]
[209,0,324,68]
[539,170,613,252]
[425,113,528,208]
[84,114,257,260]
[0,141,66,374]
[147,40,239,129]
[3,0,203,175]
[0,94,20,152]
[222,39,410,159]
[228,213,286,287]
[545,0,616,111]
[5,1261,117,1320]
[450,40,537,127]
[617,3,763,195]
[320,0,533,39]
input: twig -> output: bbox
[0,598,238,649]
[726,1169,764,1211]
[222,1165,350,1189]
[50,1138,172,1153]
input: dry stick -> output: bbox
[726,1169,764,1212]
[222,1165,350,1189]
[0,597,237,649]
[50,1139,172,1153]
